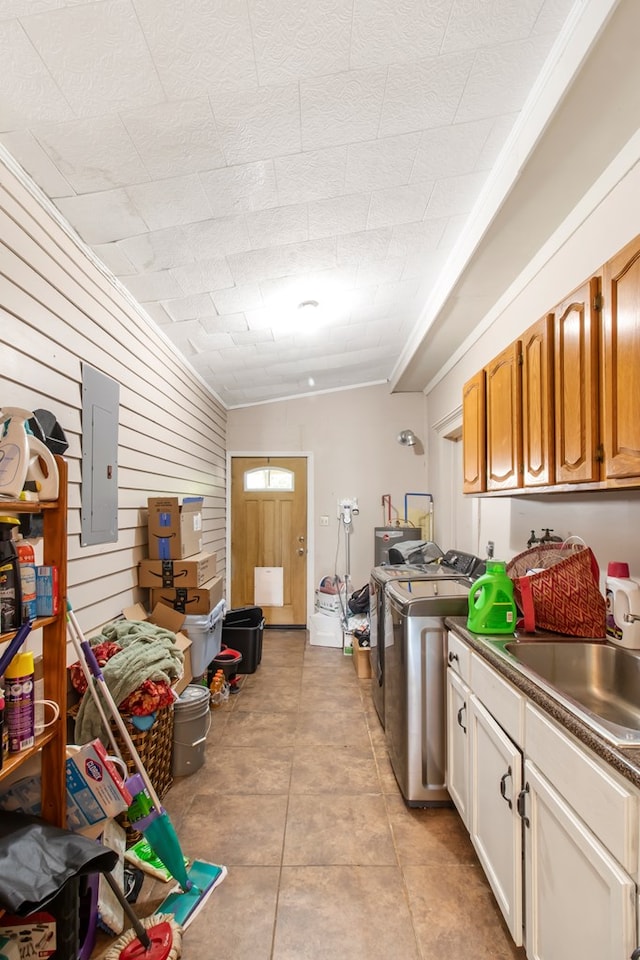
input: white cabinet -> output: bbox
[523,760,636,960]
[469,694,524,946]
[446,667,470,828]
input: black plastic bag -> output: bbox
[348,584,370,614]
[0,812,118,915]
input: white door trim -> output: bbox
[226,450,315,624]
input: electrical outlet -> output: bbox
[320,515,329,526]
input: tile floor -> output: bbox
[95,630,525,959]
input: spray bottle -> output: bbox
[0,408,31,499]
[0,516,23,632]
[5,650,35,752]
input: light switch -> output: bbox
[320,515,329,526]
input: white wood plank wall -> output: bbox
[0,154,227,646]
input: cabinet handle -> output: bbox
[457,704,467,733]
[517,782,530,827]
[499,766,513,809]
[448,651,459,664]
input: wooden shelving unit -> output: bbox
[0,456,68,827]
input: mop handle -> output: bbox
[102,872,152,950]
[65,614,124,762]
[66,605,163,812]
[0,621,33,676]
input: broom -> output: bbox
[101,871,182,960]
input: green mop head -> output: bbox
[157,861,227,929]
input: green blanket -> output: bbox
[74,619,184,745]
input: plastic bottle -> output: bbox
[0,408,31,498]
[16,540,37,623]
[0,687,4,770]
[5,650,35,752]
[467,560,517,635]
[0,516,23,632]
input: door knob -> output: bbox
[297,535,305,542]
[297,547,305,556]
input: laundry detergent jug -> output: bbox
[467,560,517,635]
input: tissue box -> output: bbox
[36,566,59,617]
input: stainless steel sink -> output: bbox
[503,641,640,745]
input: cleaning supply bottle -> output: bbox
[467,560,517,635]
[0,516,22,632]
[5,650,35,752]
[0,408,31,499]
[16,539,37,623]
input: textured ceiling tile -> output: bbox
[181,216,252,259]
[92,241,136,276]
[350,0,450,69]
[356,257,405,286]
[170,258,234,296]
[121,99,225,180]
[123,270,184,301]
[300,68,387,150]
[423,170,488,219]
[0,129,73,197]
[475,113,518,170]
[227,237,337,283]
[308,193,370,240]
[200,313,248,334]
[211,282,264,315]
[379,52,475,137]
[246,203,308,248]
[188,329,237,353]
[442,0,542,54]
[199,160,278,217]
[0,1,64,14]
[138,301,173,327]
[126,174,212,230]
[367,181,434,230]
[387,218,448,258]
[0,19,74,129]
[212,83,301,165]
[133,0,256,98]
[32,115,148,193]
[275,147,347,204]
[249,0,352,85]
[345,133,422,192]
[455,35,556,122]
[162,293,216,322]
[21,0,164,116]
[118,227,194,272]
[411,119,493,181]
[533,0,576,34]
[232,327,274,345]
[336,227,392,265]
[56,188,148,243]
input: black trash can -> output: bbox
[221,606,265,674]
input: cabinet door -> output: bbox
[462,370,486,493]
[485,341,523,490]
[524,760,636,960]
[521,314,555,486]
[554,278,601,483]
[469,694,523,945]
[602,235,640,480]
[446,667,470,828]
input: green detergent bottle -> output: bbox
[467,560,517,635]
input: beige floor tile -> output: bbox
[273,866,420,960]
[221,709,298,748]
[295,709,371,750]
[386,794,477,865]
[234,687,302,714]
[291,744,381,793]
[193,745,293,794]
[178,793,288,865]
[283,793,397,866]
[403,863,525,959]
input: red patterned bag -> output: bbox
[506,542,606,638]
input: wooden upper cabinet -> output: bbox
[486,341,523,491]
[602,235,640,480]
[462,370,486,493]
[553,277,601,484]
[521,314,554,487]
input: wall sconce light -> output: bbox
[397,429,417,446]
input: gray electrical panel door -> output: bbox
[81,364,119,546]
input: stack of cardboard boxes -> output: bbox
[138,498,224,686]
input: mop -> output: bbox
[67,604,226,930]
[101,871,182,960]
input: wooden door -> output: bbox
[602,235,640,480]
[230,456,307,626]
[554,278,601,483]
[462,370,486,493]
[522,314,555,486]
[486,341,523,491]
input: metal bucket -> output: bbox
[171,684,211,778]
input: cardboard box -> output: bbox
[124,602,193,694]
[352,642,372,678]
[0,914,55,959]
[138,551,216,588]
[0,740,132,838]
[314,589,345,615]
[151,575,223,616]
[147,497,203,560]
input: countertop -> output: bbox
[445,617,640,792]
